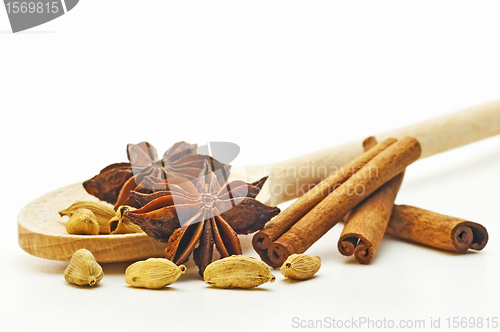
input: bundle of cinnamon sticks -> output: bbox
[252,136,488,268]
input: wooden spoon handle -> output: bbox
[378,99,500,158]
[264,99,500,205]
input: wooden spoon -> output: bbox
[18,99,500,263]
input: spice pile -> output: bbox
[59,141,284,288]
[59,138,488,289]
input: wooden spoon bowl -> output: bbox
[18,182,167,263]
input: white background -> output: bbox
[1,1,500,331]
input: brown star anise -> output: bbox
[125,161,280,276]
[83,141,229,209]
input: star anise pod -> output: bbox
[125,161,280,276]
[129,175,268,208]
[83,141,230,209]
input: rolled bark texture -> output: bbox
[337,136,405,264]
[264,136,421,268]
[252,138,397,258]
[386,205,488,253]
[338,171,405,264]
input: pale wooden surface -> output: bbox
[18,183,167,263]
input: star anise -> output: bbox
[129,175,268,208]
[125,161,280,276]
[83,141,230,209]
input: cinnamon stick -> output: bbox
[337,137,405,264]
[338,172,405,264]
[264,136,422,268]
[386,205,488,253]
[252,137,398,260]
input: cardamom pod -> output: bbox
[59,201,114,234]
[109,206,143,234]
[280,254,321,280]
[125,258,186,289]
[64,249,103,286]
[65,208,100,235]
[203,255,275,289]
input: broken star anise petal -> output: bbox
[132,177,165,194]
[125,207,180,243]
[114,172,144,209]
[218,197,280,235]
[192,217,215,276]
[129,191,171,207]
[82,162,133,204]
[126,198,204,243]
[217,176,268,201]
[249,176,268,193]
[212,213,242,257]
[165,210,205,264]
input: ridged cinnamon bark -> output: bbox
[386,205,488,253]
[338,137,405,264]
[252,138,397,261]
[265,136,422,268]
[338,172,404,264]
